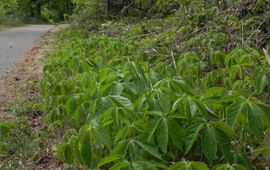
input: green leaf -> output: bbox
[211,121,234,138]
[95,97,112,114]
[227,102,244,127]
[215,128,233,163]
[253,145,270,159]
[95,125,112,149]
[233,164,247,170]
[184,123,204,154]
[212,163,246,170]
[202,126,217,164]
[247,105,263,140]
[168,162,186,170]
[131,161,161,170]
[235,153,253,169]
[256,103,270,122]
[191,162,210,170]
[79,130,92,168]
[145,117,161,142]
[158,91,171,112]
[111,82,124,95]
[252,132,270,159]
[73,104,86,126]
[156,118,168,153]
[136,141,162,160]
[111,95,134,110]
[97,154,123,168]
[211,164,229,170]
[171,79,192,94]
[255,75,267,94]
[110,160,130,170]
[168,119,183,151]
[66,97,78,115]
[64,144,73,164]
[86,58,98,68]
[115,127,129,143]
[169,161,209,170]
[111,141,128,156]
[204,87,226,97]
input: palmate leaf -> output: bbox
[156,118,168,153]
[227,99,265,140]
[202,126,217,165]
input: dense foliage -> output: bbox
[40,0,270,169]
[0,0,73,23]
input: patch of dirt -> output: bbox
[0,26,66,170]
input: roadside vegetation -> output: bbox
[1,0,270,169]
[41,0,270,169]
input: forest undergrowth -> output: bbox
[40,1,270,169]
[2,0,270,169]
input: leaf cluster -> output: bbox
[41,24,270,169]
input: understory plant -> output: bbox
[41,31,270,169]
[41,1,270,169]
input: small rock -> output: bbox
[15,77,21,81]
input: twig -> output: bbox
[263,48,270,66]
[245,16,270,44]
[170,51,177,72]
